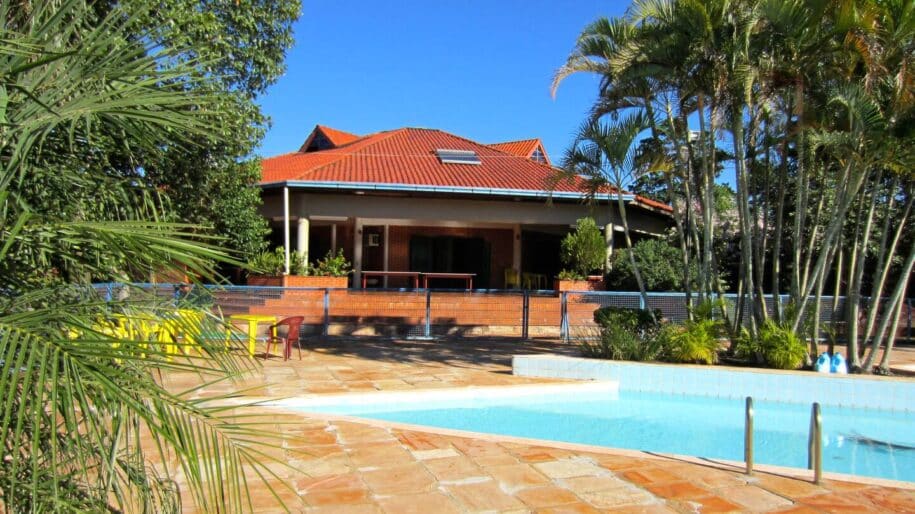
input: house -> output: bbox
[258,125,671,289]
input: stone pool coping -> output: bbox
[260,382,915,492]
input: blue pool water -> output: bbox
[301,389,915,482]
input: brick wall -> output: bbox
[239,289,565,337]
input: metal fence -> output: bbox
[94,283,914,343]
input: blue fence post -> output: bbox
[522,290,529,340]
[322,288,330,337]
[424,289,432,338]
[560,292,569,342]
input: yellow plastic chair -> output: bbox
[174,309,205,355]
[504,268,520,289]
[522,272,534,290]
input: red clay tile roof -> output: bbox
[297,125,362,152]
[489,138,551,166]
[263,127,589,193]
[316,125,360,146]
[262,126,671,214]
[633,195,674,213]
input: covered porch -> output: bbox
[261,188,670,289]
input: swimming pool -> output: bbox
[287,385,915,483]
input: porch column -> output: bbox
[283,186,290,275]
[512,224,522,272]
[331,224,337,252]
[353,218,363,288]
[604,224,615,271]
[382,225,390,287]
[296,217,310,265]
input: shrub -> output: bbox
[560,217,605,279]
[580,307,665,361]
[248,247,285,275]
[579,325,667,361]
[310,249,352,277]
[663,319,722,364]
[758,320,807,369]
[593,306,660,335]
[248,247,307,275]
[607,238,696,291]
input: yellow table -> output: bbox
[228,314,277,356]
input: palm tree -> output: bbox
[1,1,293,511]
[559,0,915,373]
[560,113,655,318]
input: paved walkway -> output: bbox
[162,338,915,513]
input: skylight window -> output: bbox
[435,149,481,165]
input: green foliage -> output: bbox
[0,1,296,511]
[593,306,660,334]
[579,325,667,361]
[249,247,285,275]
[738,321,808,370]
[580,307,665,361]
[310,249,352,277]
[607,238,696,291]
[557,269,586,280]
[39,0,303,263]
[560,217,605,278]
[248,247,308,275]
[663,319,722,365]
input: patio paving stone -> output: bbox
[715,485,794,511]
[515,485,583,507]
[361,463,436,495]
[485,463,551,490]
[375,491,463,514]
[157,337,915,513]
[534,457,608,479]
[422,456,487,482]
[444,480,528,511]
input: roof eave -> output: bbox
[259,180,634,202]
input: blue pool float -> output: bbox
[831,353,848,374]
[815,353,831,373]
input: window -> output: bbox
[435,149,481,165]
[531,148,546,164]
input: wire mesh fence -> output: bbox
[92,283,913,344]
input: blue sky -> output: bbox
[257,0,630,161]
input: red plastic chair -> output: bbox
[264,316,305,361]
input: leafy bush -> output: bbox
[579,325,667,361]
[557,269,585,280]
[734,320,808,369]
[758,320,808,369]
[560,217,605,279]
[248,247,284,275]
[593,306,660,334]
[580,307,665,361]
[248,246,306,275]
[310,249,352,277]
[663,319,722,364]
[607,238,696,291]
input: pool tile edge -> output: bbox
[513,355,915,411]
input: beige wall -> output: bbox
[261,191,669,235]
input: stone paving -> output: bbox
[162,338,915,513]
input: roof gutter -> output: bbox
[258,180,634,202]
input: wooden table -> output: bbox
[361,271,421,288]
[228,314,276,356]
[421,272,476,289]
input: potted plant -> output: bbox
[246,247,350,287]
[555,217,605,292]
[302,249,351,288]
